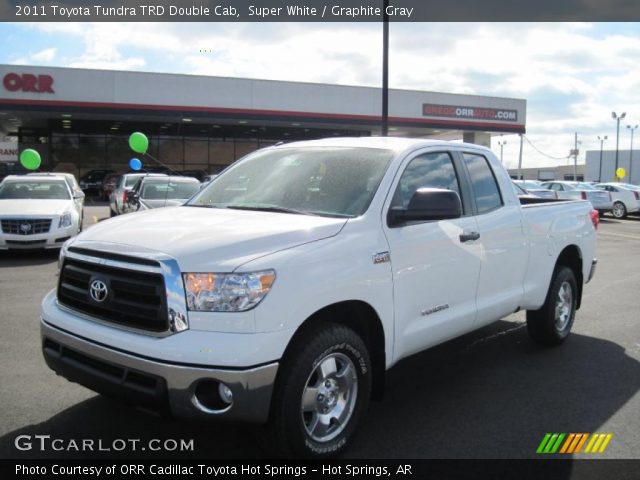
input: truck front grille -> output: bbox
[57,257,169,332]
[1,218,52,235]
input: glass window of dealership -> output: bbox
[19,131,282,176]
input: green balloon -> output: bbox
[129,132,149,154]
[20,149,41,170]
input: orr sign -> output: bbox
[3,73,54,94]
[423,103,517,122]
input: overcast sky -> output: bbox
[1,22,639,169]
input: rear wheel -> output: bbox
[269,323,372,458]
[527,266,577,346]
[612,201,627,219]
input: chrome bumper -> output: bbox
[41,319,278,423]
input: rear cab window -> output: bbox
[462,152,503,214]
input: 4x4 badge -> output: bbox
[372,252,390,264]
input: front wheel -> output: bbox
[527,266,577,346]
[612,201,627,219]
[269,323,372,458]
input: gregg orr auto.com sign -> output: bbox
[423,103,518,122]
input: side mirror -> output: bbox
[73,191,85,199]
[388,188,462,227]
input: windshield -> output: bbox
[142,181,200,200]
[576,182,598,190]
[188,146,394,217]
[0,180,70,200]
[125,175,143,187]
[521,181,541,189]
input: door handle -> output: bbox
[459,231,480,243]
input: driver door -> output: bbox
[383,150,482,361]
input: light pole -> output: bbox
[612,111,626,180]
[381,0,389,136]
[498,139,507,164]
[628,124,638,183]
[597,135,607,182]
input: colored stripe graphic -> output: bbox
[537,433,565,453]
[573,433,589,454]
[536,433,552,453]
[559,434,575,453]
[538,433,613,454]
[598,434,613,453]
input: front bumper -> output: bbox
[0,225,77,250]
[41,319,279,422]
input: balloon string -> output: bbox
[142,152,182,176]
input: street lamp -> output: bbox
[612,111,626,180]
[498,139,507,164]
[628,124,638,183]
[597,135,607,182]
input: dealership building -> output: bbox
[0,65,526,177]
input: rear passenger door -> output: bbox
[460,151,528,327]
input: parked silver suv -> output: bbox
[108,173,166,216]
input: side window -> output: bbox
[462,152,503,214]
[391,151,461,210]
[549,183,561,191]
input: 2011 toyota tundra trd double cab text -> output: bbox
[41,138,598,457]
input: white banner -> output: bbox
[0,142,19,163]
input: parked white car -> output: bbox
[541,181,613,214]
[0,175,83,250]
[595,183,640,218]
[513,180,557,199]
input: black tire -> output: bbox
[269,323,372,458]
[109,207,116,217]
[527,266,577,346]
[612,201,627,219]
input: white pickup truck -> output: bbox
[41,138,598,457]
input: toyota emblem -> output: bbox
[89,279,108,303]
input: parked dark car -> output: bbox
[79,169,114,196]
[101,173,121,201]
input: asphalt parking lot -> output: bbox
[1,206,639,461]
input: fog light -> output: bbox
[219,382,233,404]
[192,379,233,414]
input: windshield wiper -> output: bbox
[225,205,314,215]
[184,204,222,208]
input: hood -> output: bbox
[0,199,72,217]
[75,206,347,271]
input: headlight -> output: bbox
[58,212,72,228]
[183,270,276,312]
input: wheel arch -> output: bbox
[278,300,386,401]
[555,245,584,309]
